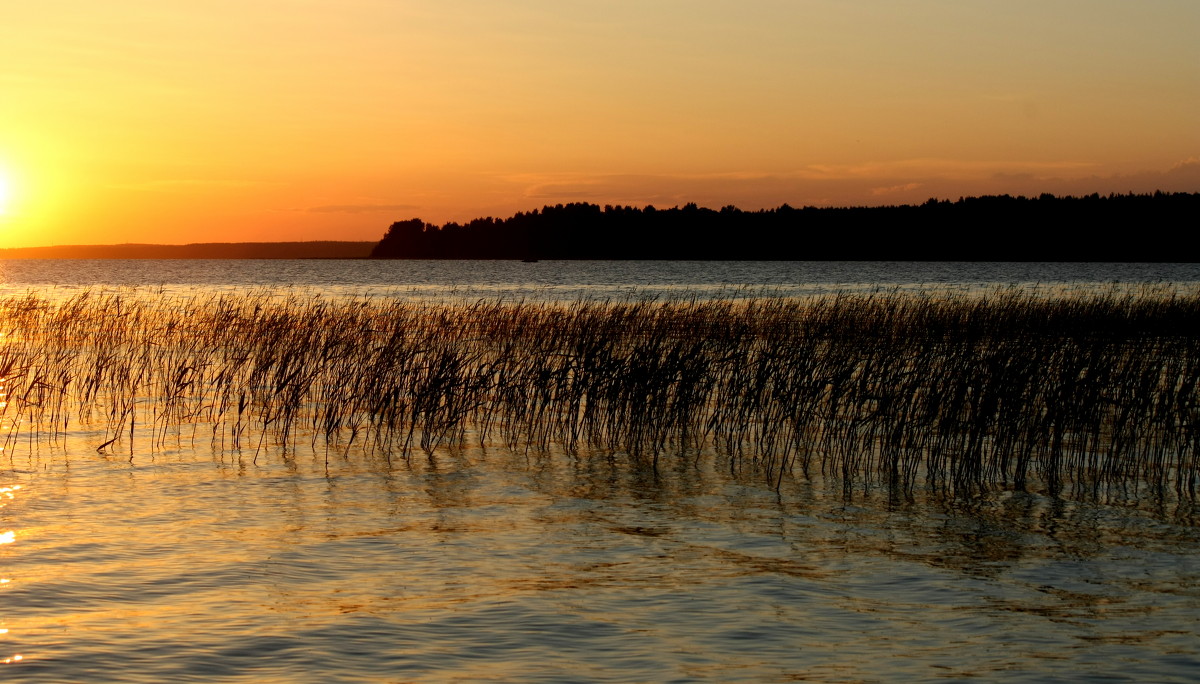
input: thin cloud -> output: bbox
[491,157,1199,220]
[306,204,419,214]
[801,159,1097,181]
[871,182,923,196]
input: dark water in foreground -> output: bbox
[2,261,1199,682]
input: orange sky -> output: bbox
[2,1,1198,247]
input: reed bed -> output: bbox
[1,287,1198,502]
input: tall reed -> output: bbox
[1,287,1197,502]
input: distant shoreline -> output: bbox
[0,241,377,260]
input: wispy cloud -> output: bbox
[800,158,1097,181]
[506,158,1198,210]
[305,204,419,214]
[871,182,922,196]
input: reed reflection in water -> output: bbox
[2,444,1199,681]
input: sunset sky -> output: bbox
[1,1,1198,247]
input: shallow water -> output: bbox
[2,261,1200,681]
[3,433,1199,682]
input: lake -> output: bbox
[1,260,1199,682]
[2,258,1197,301]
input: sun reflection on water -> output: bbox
[0,477,14,667]
[0,470,16,668]
[0,486,20,510]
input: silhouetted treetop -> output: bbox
[369,192,1200,261]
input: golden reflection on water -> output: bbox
[0,486,17,548]
[0,433,1196,680]
[0,475,16,667]
[0,480,17,666]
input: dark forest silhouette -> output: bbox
[370,192,1198,261]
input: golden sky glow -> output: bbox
[0,169,11,216]
[1,0,1198,247]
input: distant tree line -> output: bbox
[369,192,1199,261]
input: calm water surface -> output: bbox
[2,260,1199,682]
[2,259,1198,301]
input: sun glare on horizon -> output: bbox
[0,171,11,216]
